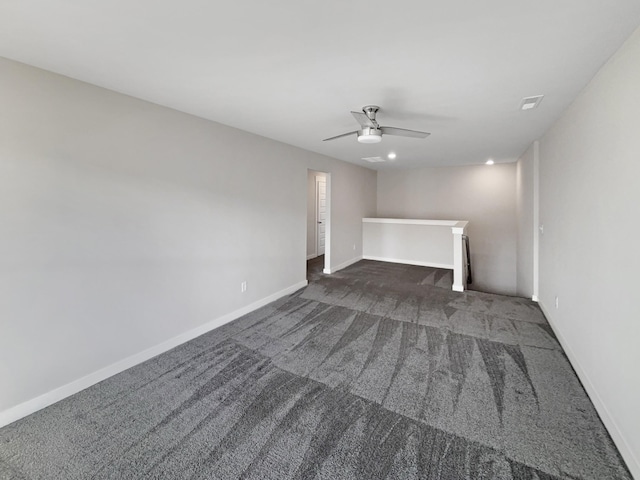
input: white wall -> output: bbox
[516,144,534,298]
[377,164,517,294]
[0,57,376,422]
[536,26,640,478]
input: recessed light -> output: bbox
[388,152,397,160]
[520,95,544,111]
[486,159,494,165]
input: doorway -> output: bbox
[307,170,330,280]
[315,174,327,256]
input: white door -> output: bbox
[316,176,327,256]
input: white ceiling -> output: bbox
[1,1,640,169]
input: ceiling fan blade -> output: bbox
[323,130,358,141]
[351,111,376,128]
[380,126,431,138]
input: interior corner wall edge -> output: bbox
[0,57,377,420]
[537,25,640,478]
[516,144,535,298]
[376,164,517,295]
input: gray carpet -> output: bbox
[0,260,631,479]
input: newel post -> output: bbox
[451,222,468,292]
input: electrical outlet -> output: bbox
[539,224,544,235]
[241,281,247,293]
[353,243,356,250]
[555,296,559,309]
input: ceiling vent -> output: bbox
[520,95,544,110]
[361,156,386,163]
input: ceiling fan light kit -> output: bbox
[357,127,382,143]
[323,105,430,144]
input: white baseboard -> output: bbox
[323,255,362,274]
[0,279,308,429]
[362,255,453,271]
[538,300,639,479]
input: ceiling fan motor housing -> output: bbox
[357,127,382,143]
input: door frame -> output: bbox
[306,169,331,274]
[315,174,327,257]
[322,173,331,274]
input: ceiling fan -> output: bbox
[323,105,430,144]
